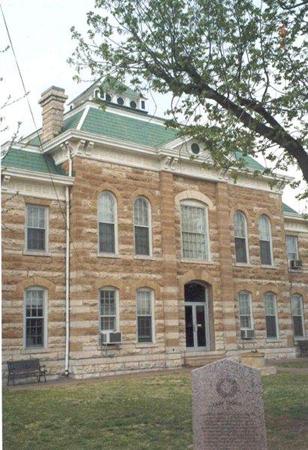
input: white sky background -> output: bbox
[1,0,307,214]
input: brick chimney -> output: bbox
[39,86,68,142]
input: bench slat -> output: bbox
[7,359,46,385]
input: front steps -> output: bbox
[184,351,226,368]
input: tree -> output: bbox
[70,0,308,194]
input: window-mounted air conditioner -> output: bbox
[290,259,302,270]
[241,329,255,340]
[100,331,122,345]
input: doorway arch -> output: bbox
[185,281,210,351]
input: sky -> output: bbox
[1,0,307,214]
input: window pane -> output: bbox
[293,316,304,337]
[25,288,44,348]
[184,283,205,302]
[291,295,303,316]
[260,240,272,265]
[234,212,246,238]
[259,215,271,241]
[235,237,247,263]
[264,293,275,315]
[182,205,205,233]
[27,205,46,251]
[239,292,252,329]
[181,204,208,260]
[266,316,277,338]
[27,205,45,228]
[100,289,117,332]
[26,318,44,347]
[137,290,153,342]
[98,192,115,223]
[135,226,150,255]
[27,228,45,251]
[101,317,115,331]
[291,295,304,337]
[240,315,251,329]
[134,197,149,226]
[137,316,152,342]
[137,290,152,315]
[100,290,115,315]
[182,232,207,259]
[99,223,115,253]
[286,236,298,261]
[239,293,250,315]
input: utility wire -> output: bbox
[1,3,97,271]
[0,3,67,223]
[1,3,38,138]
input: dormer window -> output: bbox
[94,89,100,99]
[191,143,200,155]
[130,101,137,109]
[117,97,124,106]
[105,93,112,103]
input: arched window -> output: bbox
[234,211,249,263]
[98,192,117,254]
[258,215,273,265]
[238,291,254,337]
[134,197,151,256]
[264,292,279,339]
[136,288,154,343]
[24,287,47,348]
[99,287,119,332]
[291,294,305,338]
[181,200,209,260]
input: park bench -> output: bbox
[7,359,47,385]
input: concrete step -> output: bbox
[184,351,226,368]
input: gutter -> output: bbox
[1,167,74,185]
[64,149,72,376]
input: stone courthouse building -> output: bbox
[2,81,308,379]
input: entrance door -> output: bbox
[184,282,209,351]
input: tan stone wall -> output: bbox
[2,155,308,379]
[2,192,66,376]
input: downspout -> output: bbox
[64,148,72,376]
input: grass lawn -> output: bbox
[274,358,308,369]
[3,369,308,450]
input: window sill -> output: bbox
[180,259,213,265]
[135,342,157,348]
[288,269,303,273]
[266,338,281,343]
[294,336,307,341]
[260,264,277,269]
[97,253,120,259]
[134,255,155,261]
[23,347,49,353]
[234,263,252,267]
[23,251,51,257]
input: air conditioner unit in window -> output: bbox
[241,329,255,340]
[100,331,122,345]
[290,259,302,270]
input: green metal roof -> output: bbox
[1,148,65,175]
[11,99,269,175]
[63,110,84,130]
[283,202,298,215]
[234,151,264,171]
[80,107,178,147]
